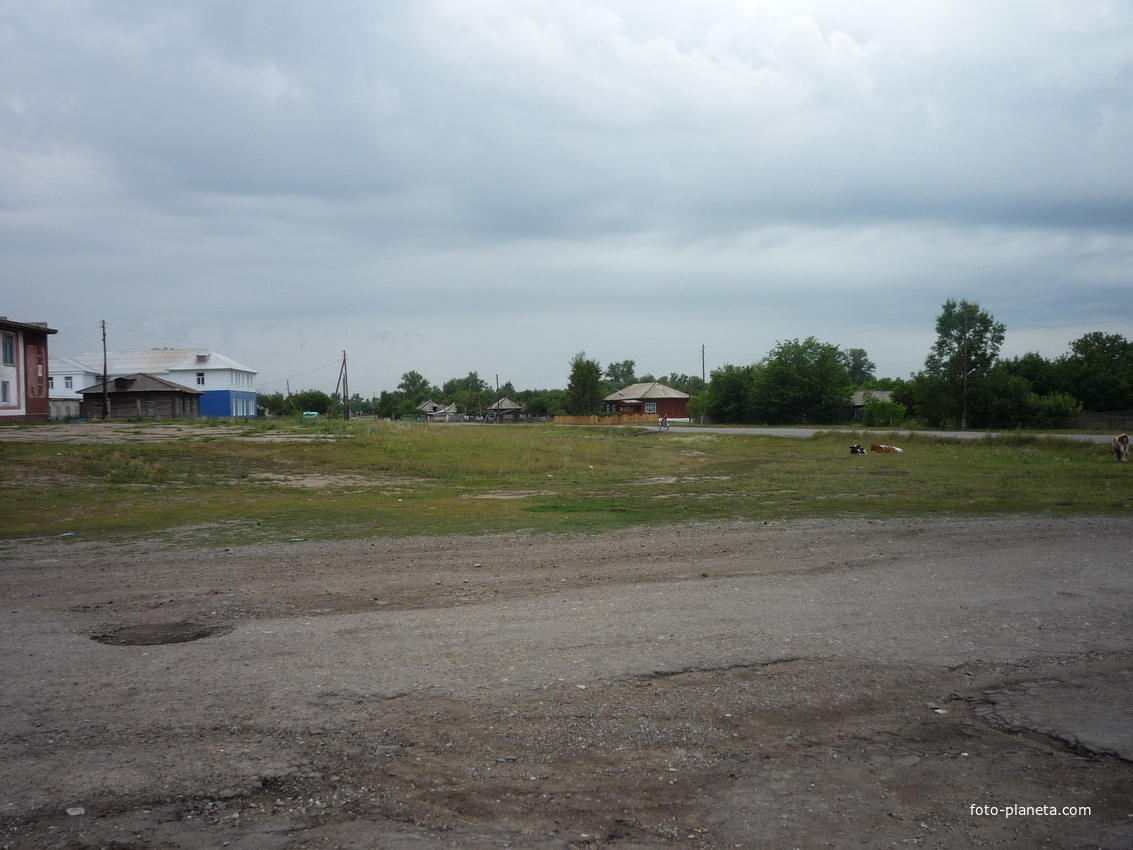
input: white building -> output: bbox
[50,349,257,419]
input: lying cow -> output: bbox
[870,443,904,454]
[850,444,866,455]
[1115,434,1130,462]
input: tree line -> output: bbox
[703,299,1131,429]
[260,299,1132,428]
[258,360,706,420]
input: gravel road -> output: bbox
[1,515,1131,848]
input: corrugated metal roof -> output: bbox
[57,349,255,375]
[604,381,689,402]
[851,390,893,405]
[77,373,203,394]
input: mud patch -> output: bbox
[91,621,232,646]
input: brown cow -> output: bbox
[1115,434,1130,462]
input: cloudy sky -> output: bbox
[3,1,1131,396]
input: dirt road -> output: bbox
[2,516,1131,848]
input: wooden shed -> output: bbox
[78,373,202,420]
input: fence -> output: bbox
[1064,411,1133,431]
[553,414,674,426]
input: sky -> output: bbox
[3,1,1132,397]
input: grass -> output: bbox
[1,421,1129,547]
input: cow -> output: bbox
[1115,434,1130,462]
[870,443,904,454]
[850,444,866,455]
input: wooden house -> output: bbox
[603,382,690,420]
[78,373,202,420]
[485,397,524,422]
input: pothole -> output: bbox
[91,621,232,646]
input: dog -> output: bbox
[1115,433,1130,462]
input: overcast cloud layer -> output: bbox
[3,1,1131,394]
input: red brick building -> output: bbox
[0,317,57,423]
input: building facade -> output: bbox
[78,374,202,420]
[603,382,690,420]
[50,349,257,418]
[0,317,57,423]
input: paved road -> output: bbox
[631,423,1119,444]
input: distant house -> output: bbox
[50,348,257,418]
[0,316,57,424]
[604,382,690,421]
[851,390,893,421]
[417,400,460,422]
[78,374,202,420]
[485,397,524,423]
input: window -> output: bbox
[48,376,54,390]
[1,381,10,404]
[1,333,14,366]
[645,402,657,414]
[196,372,205,386]
[65,376,73,389]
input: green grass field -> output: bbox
[1,420,1129,546]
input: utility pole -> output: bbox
[101,319,109,420]
[333,351,350,420]
[701,344,707,425]
[960,314,969,430]
[342,351,350,421]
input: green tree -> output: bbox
[605,359,636,386]
[258,391,291,416]
[749,338,853,425]
[923,299,1006,428]
[840,348,876,386]
[860,392,907,427]
[565,352,604,415]
[1053,332,1133,412]
[397,371,438,404]
[291,389,333,414]
[706,363,758,424]
[442,372,490,397]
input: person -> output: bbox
[659,411,669,431]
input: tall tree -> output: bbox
[840,348,876,386]
[749,338,853,425]
[605,359,636,386]
[923,299,1005,428]
[1054,332,1133,412]
[565,352,604,415]
[397,371,437,403]
[706,364,757,424]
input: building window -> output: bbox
[1,333,14,366]
[196,372,205,386]
[645,402,657,414]
[1,381,10,404]
[49,376,54,390]
[65,375,73,389]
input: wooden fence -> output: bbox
[553,414,672,426]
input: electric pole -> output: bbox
[101,319,109,420]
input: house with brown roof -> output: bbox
[603,382,690,421]
[485,397,524,422]
[78,373,202,420]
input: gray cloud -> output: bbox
[2,0,1131,393]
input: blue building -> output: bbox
[50,348,258,418]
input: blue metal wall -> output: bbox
[199,390,258,417]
